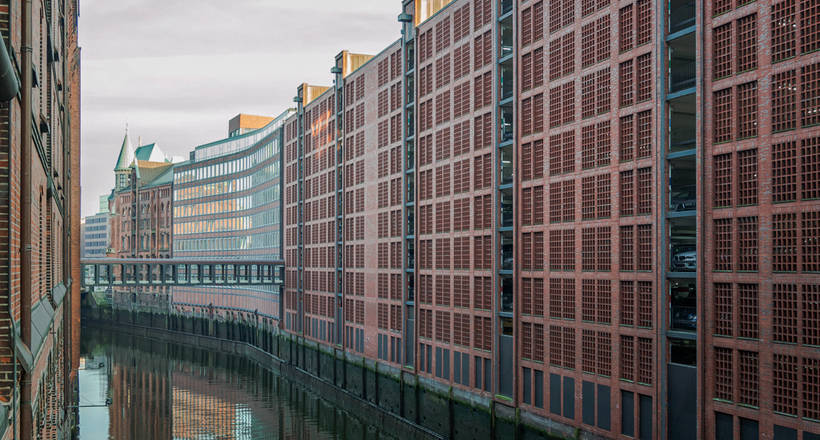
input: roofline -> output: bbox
[192,108,296,152]
[341,38,402,79]
[415,0,457,27]
[302,84,334,109]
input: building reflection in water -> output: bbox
[79,326,396,439]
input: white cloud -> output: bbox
[80,0,401,216]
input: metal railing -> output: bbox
[80,258,285,289]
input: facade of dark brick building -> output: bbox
[0,0,81,437]
[278,0,820,439]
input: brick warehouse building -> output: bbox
[277,0,820,439]
[108,134,176,311]
[0,0,81,437]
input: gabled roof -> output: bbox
[147,164,175,188]
[134,160,173,186]
[114,132,134,171]
[134,143,167,162]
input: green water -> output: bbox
[78,325,397,440]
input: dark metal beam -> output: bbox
[79,258,284,289]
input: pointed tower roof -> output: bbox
[114,128,134,171]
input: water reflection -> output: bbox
[79,326,397,440]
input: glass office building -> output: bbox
[172,110,294,320]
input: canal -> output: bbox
[78,325,399,439]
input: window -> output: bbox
[620,226,635,271]
[714,153,733,207]
[773,213,798,272]
[738,284,759,339]
[637,225,652,271]
[620,114,634,161]
[773,354,799,415]
[803,210,820,272]
[773,284,799,343]
[713,88,733,143]
[620,170,634,216]
[636,167,651,215]
[736,82,758,139]
[772,0,797,62]
[636,53,651,103]
[714,218,733,271]
[737,217,758,271]
[619,5,634,52]
[620,336,635,381]
[802,62,820,127]
[714,347,733,401]
[736,14,758,72]
[620,60,634,107]
[621,281,635,326]
[636,110,652,159]
[737,149,758,205]
[714,283,733,336]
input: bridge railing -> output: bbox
[80,258,285,289]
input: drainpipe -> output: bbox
[20,0,34,436]
[0,30,19,101]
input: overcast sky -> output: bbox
[79,0,401,217]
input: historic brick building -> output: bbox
[0,0,81,438]
[108,134,175,310]
[279,0,820,439]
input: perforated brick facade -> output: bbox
[278,0,820,438]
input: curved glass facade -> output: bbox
[172,110,293,319]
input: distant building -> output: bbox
[109,132,175,259]
[171,110,291,321]
[109,131,175,310]
[228,113,275,138]
[82,210,111,258]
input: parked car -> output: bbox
[671,246,696,271]
[670,186,696,212]
[672,306,697,330]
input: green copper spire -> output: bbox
[114,126,134,171]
